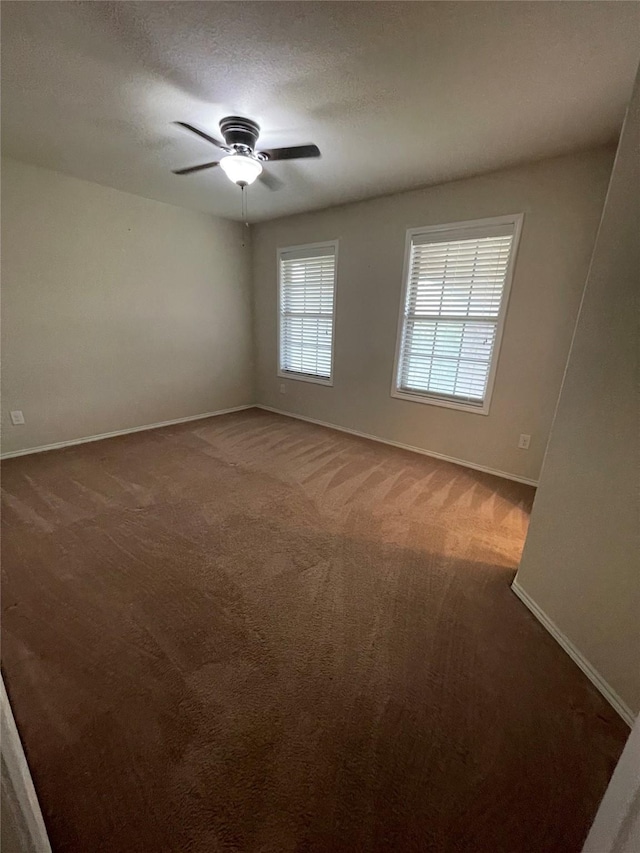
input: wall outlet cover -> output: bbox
[10,410,25,426]
[518,433,531,450]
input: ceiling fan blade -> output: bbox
[172,161,219,175]
[173,122,230,151]
[259,144,321,162]
[258,170,285,191]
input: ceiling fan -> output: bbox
[172,116,321,189]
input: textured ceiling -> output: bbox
[2,1,639,222]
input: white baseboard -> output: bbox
[3,403,538,486]
[255,405,538,487]
[0,405,253,460]
[2,675,52,852]
[511,580,634,727]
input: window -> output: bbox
[278,242,337,385]
[392,215,522,414]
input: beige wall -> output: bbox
[514,73,640,716]
[252,148,614,482]
[1,158,253,454]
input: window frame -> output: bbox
[277,240,339,387]
[391,214,523,416]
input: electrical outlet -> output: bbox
[279,383,286,394]
[518,433,531,450]
[10,410,25,425]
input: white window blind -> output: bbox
[395,219,519,411]
[279,244,337,382]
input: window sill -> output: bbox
[278,370,334,387]
[390,387,490,415]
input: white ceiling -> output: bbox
[2,2,639,222]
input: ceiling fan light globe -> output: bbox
[219,154,262,186]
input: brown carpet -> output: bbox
[1,409,627,853]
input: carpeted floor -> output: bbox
[1,409,627,852]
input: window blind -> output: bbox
[279,245,336,381]
[397,223,516,406]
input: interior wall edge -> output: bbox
[0,405,254,461]
[1,675,52,853]
[512,63,640,727]
[511,580,634,727]
[255,404,538,487]
[582,714,640,853]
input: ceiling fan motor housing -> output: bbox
[173,117,320,177]
[219,116,260,153]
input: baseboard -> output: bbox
[511,580,634,727]
[255,405,538,487]
[0,405,254,460]
[1,675,52,852]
